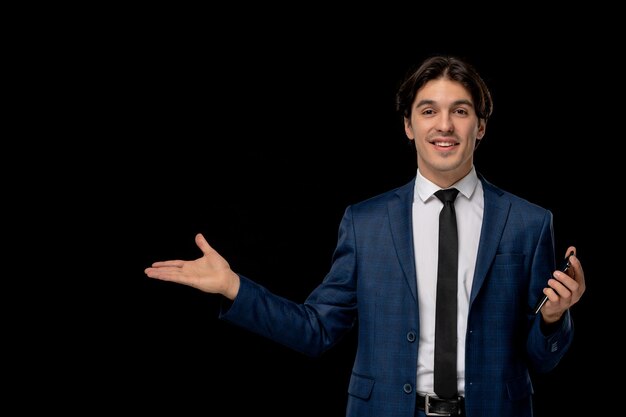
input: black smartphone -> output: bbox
[532,251,574,315]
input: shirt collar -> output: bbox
[414,166,479,203]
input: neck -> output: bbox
[421,166,472,189]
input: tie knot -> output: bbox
[435,188,459,204]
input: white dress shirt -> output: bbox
[412,166,484,396]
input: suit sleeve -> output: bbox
[218,207,359,358]
[526,210,574,373]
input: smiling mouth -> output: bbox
[432,141,458,148]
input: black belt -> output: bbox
[416,393,464,416]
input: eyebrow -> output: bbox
[415,99,474,108]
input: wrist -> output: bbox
[540,312,564,335]
[223,271,241,300]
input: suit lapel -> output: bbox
[385,175,511,305]
[388,179,418,302]
[470,176,511,305]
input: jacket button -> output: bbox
[403,383,412,394]
[406,331,416,342]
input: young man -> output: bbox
[145,55,585,417]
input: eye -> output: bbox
[421,108,435,116]
[454,108,469,116]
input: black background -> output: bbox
[53,10,620,416]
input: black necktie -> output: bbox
[434,188,459,399]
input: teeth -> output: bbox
[435,142,454,147]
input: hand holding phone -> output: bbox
[532,251,574,315]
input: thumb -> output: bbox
[195,233,215,256]
[564,246,576,259]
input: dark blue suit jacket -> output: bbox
[221,174,574,417]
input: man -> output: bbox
[145,55,585,416]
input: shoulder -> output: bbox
[480,173,552,218]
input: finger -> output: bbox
[548,276,573,299]
[562,246,578,279]
[195,233,217,256]
[567,254,584,281]
[561,253,584,288]
[553,270,580,294]
[553,269,574,285]
[564,245,576,259]
[145,267,185,282]
[150,260,185,268]
[542,287,559,304]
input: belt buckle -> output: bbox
[424,394,452,416]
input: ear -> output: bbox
[475,120,486,149]
[404,117,415,140]
[477,119,486,140]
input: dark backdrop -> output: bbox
[76,15,616,416]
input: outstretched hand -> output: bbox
[144,233,241,300]
[540,246,586,323]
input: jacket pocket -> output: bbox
[505,373,533,401]
[493,253,524,267]
[348,372,375,400]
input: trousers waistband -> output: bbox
[416,393,464,416]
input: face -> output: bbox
[404,77,486,188]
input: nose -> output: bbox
[436,112,454,132]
